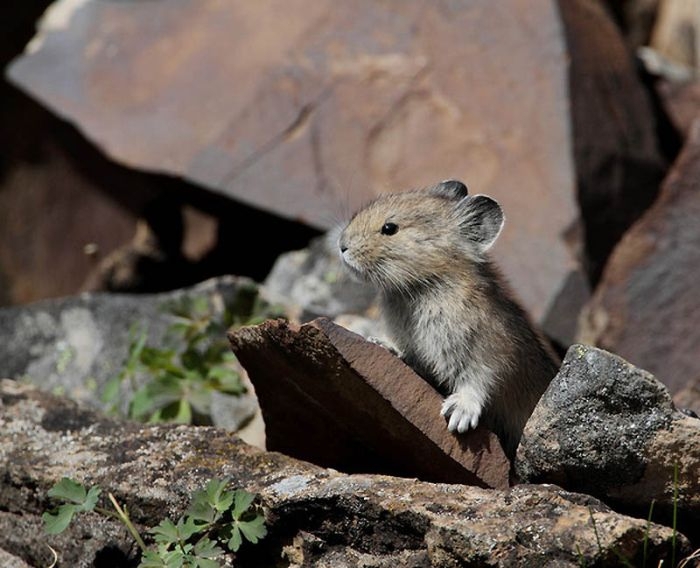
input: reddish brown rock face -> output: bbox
[578,118,700,399]
[557,0,670,285]
[7,0,673,345]
[228,317,511,489]
[8,0,581,336]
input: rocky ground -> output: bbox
[2,1,700,566]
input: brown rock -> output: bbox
[8,0,591,343]
[557,0,669,284]
[674,381,700,415]
[0,100,141,306]
[578,118,700,396]
[656,78,700,138]
[228,317,510,489]
[0,379,690,567]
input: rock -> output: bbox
[674,381,700,416]
[515,344,700,543]
[8,0,604,347]
[0,96,143,307]
[228,318,511,488]
[557,0,669,284]
[0,379,691,567]
[656,77,700,137]
[0,549,32,568]
[577,118,700,397]
[606,0,660,50]
[650,0,700,72]
[263,233,377,322]
[0,275,268,444]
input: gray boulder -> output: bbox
[263,233,377,322]
[0,276,268,438]
[515,344,700,542]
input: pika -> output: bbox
[338,180,559,458]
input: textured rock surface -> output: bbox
[578,118,700,398]
[0,276,264,441]
[0,380,690,567]
[0,99,142,307]
[8,0,594,344]
[263,233,377,322]
[0,549,31,568]
[229,318,510,488]
[557,0,669,284]
[515,344,700,542]
[657,78,700,138]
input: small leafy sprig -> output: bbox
[43,477,267,567]
[103,284,285,425]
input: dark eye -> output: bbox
[381,222,398,235]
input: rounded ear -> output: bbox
[429,179,469,201]
[456,194,504,252]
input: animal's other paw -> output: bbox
[441,390,484,433]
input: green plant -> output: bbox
[642,499,655,568]
[43,477,267,567]
[103,285,284,425]
[671,462,679,568]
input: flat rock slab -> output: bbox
[578,117,700,399]
[228,317,510,489]
[0,379,690,567]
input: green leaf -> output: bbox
[227,525,243,553]
[140,346,178,373]
[192,537,223,560]
[185,501,218,526]
[191,558,220,568]
[177,516,204,541]
[181,348,207,374]
[101,375,122,405]
[150,516,201,545]
[191,296,210,317]
[225,489,267,551]
[42,504,78,534]
[150,518,180,545]
[186,479,233,526]
[47,477,87,503]
[237,514,267,545]
[152,398,192,425]
[186,388,213,418]
[138,550,173,568]
[82,486,101,511]
[206,367,244,394]
[200,479,234,513]
[231,489,256,519]
[129,385,158,420]
[167,320,194,338]
[47,477,100,510]
[43,478,101,534]
[125,325,149,374]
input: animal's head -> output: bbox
[338,180,504,292]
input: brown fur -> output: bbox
[338,181,559,458]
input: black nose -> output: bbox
[340,245,348,253]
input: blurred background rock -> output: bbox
[1,0,698,412]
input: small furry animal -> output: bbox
[338,180,559,457]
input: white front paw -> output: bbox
[441,391,484,433]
